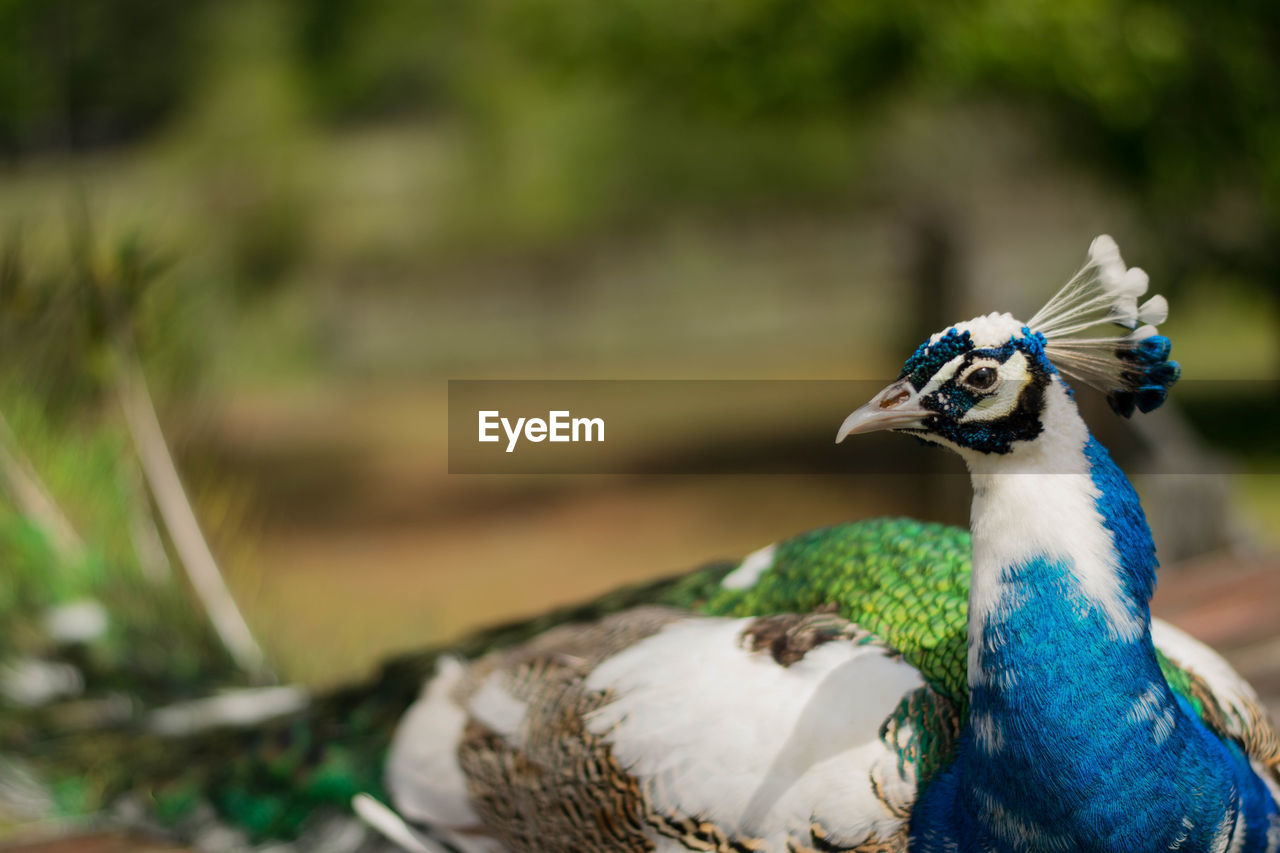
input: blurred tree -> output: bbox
[6,0,1275,297]
[922,0,1280,308]
[486,0,919,118]
[455,0,1280,338]
[0,0,213,156]
[294,0,466,121]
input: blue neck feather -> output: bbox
[911,433,1278,852]
[1082,436,1156,609]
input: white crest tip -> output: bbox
[1111,302,1140,329]
[1089,234,1120,264]
[1138,294,1168,325]
[1123,266,1150,295]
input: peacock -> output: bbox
[6,236,1280,852]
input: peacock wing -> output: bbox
[382,606,959,852]
[1153,619,1280,795]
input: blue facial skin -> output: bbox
[898,326,1277,851]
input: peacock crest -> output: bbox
[1027,235,1181,416]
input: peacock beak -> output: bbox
[836,380,932,443]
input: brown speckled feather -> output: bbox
[386,606,950,852]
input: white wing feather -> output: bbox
[385,656,482,830]
[584,617,924,847]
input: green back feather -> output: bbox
[701,518,972,706]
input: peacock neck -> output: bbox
[944,384,1244,850]
[963,385,1167,746]
[963,388,1155,677]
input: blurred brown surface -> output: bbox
[1153,552,1280,717]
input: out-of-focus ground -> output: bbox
[1156,554,1280,714]
[0,835,182,852]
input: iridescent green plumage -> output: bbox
[701,519,972,706]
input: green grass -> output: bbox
[0,388,243,692]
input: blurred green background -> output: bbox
[1,0,1278,697]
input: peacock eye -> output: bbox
[965,366,998,391]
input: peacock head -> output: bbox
[837,235,1181,457]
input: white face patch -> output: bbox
[959,350,1031,423]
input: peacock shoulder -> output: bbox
[700,518,972,707]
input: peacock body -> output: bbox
[7,237,1280,852]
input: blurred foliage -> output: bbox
[922,0,1280,288]
[0,0,213,156]
[464,0,1280,283]
[296,0,467,121]
[4,0,1277,284]
[0,224,98,411]
[0,232,243,698]
[482,0,919,117]
[0,215,199,411]
[0,398,239,696]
